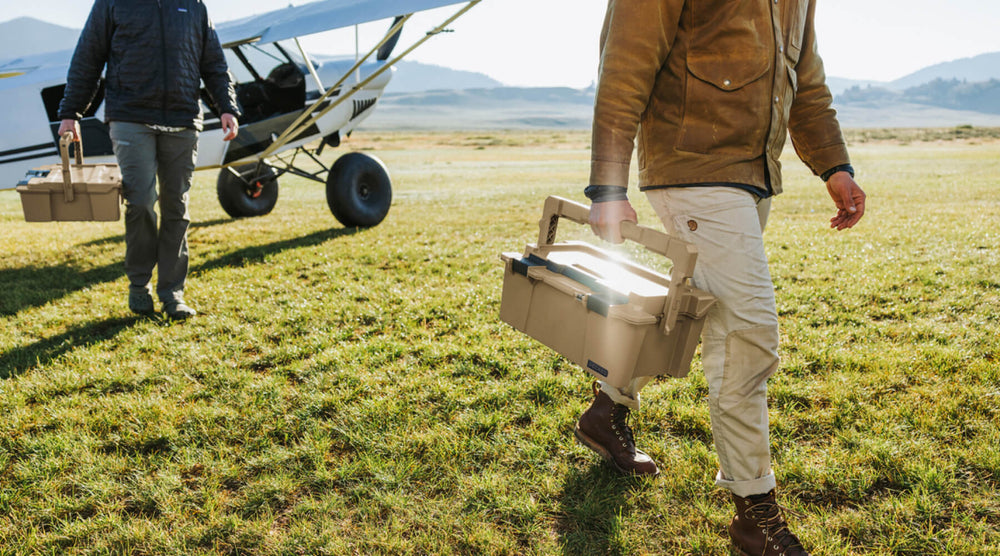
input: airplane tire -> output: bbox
[217,163,279,218]
[326,152,392,228]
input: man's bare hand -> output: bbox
[221,113,239,141]
[826,171,866,230]
[589,199,638,244]
[57,119,81,141]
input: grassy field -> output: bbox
[0,130,997,555]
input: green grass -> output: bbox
[0,130,997,555]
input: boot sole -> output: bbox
[729,539,804,555]
[729,545,751,556]
[573,426,660,477]
[166,310,196,320]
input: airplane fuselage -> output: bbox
[0,49,392,190]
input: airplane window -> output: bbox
[223,50,255,84]
[247,44,291,66]
[227,41,308,124]
[226,42,304,83]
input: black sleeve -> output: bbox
[57,0,112,120]
[584,185,629,202]
[820,164,855,182]
[199,9,241,118]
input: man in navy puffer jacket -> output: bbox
[57,0,241,319]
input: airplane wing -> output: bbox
[215,0,474,47]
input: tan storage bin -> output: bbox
[16,133,122,222]
[500,196,716,388]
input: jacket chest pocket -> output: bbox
[784,0,809,63]
[677,53,771,157]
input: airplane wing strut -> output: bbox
[294,37,327,95]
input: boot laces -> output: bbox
[609,404,635,451]
[747,500,805,552]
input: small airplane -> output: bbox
[0,0,481,227]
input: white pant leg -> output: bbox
[602,187,779,496]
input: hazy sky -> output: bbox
[5,0,1000,87]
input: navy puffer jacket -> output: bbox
[58,0,240,130]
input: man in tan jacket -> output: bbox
[575,1,866,554]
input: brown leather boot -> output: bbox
[574,382,659,476]
[730,490,809,556]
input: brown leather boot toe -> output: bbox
[574,382,659,477]
[730,489,809,556]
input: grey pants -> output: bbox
[109,122,199,304]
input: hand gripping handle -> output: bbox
[536,195,701,333]
[59,132,83,202]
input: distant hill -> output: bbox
[382,87,595,107]
[366,87,1000,130]
[384,61,502,92]
[307,57,503,93]
[825,76,887,96]
[825,51,1000,94]
[835,79,1000,125]
[890,52,1000,90]
[0,17,78,61]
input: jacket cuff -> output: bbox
[801,141,851,179]
[584,185,629,203]
[223,103,242,119]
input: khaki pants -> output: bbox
[109,122,199,304]
[600,187,779,497]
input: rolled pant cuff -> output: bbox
[598,381,641,411]
[715,470,777,498]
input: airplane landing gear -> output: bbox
[216,150,391,228]
[325,152,392,228]
[217,162,279,218]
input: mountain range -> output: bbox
[4,16,1000,129]
[824,52,1000,94]
[0,17,504,94]
[0,17,80,59]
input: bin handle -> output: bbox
[536,195,700,334]
[58,132,83,203]
[526,266,591,299]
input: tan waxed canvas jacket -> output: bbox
[590,0,851,195]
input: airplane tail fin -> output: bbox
[377,16,406,61]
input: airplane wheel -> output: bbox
[326,152,392,228]
[217,163,279,218]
